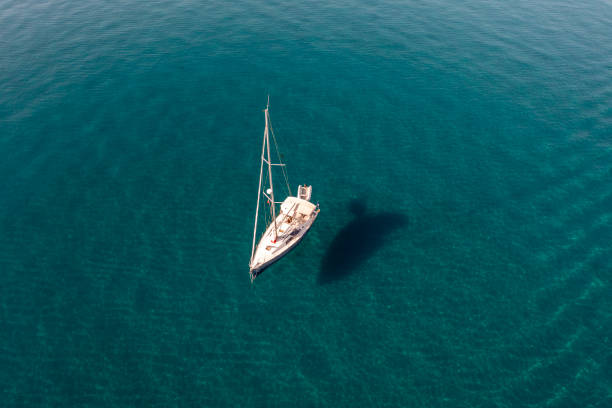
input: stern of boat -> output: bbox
[297,185,312,201]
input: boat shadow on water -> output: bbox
[318,200,408,284]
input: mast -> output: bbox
[264,100,278,242]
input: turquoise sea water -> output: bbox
[1,0,612,406]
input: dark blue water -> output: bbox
[2,0,611,406]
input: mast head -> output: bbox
[266,94,270,110]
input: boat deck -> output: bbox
[249,196,319,277]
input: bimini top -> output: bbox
[280,196,317,217]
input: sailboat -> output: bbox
[249,99,320,281]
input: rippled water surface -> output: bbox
[1,0,612,406]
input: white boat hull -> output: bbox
[249,196,319,280]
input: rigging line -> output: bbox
[263,169,271,228]
[250,111,268,263]
[255,138,273,248]
[268,116,292,197]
